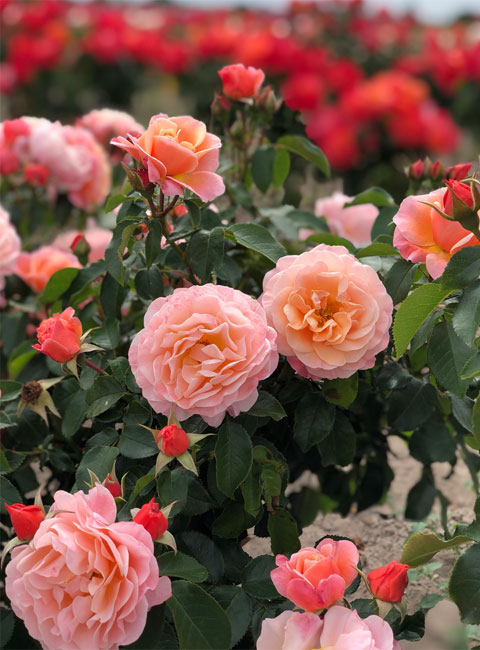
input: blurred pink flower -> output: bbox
[15,245,81,293]
[53,218,112,263]
[77,108,144,148]
[0,204,21,286]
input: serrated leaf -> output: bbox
[227,223,286,263]
[189,227,224,283]
[293,392,335,452]
[401,531,472,567]
[306,232,355,252]
[273,148,290,188]
[252,146,275,193]
[267,508,300,555]
[248,391,286,420]
[75,446,119,491]
[441,246,480,290]
[277,134,330,177]
[317,411,356,466]
[384,259,418,304]
[427,321,473,396]
[449,543,480,623]
[215,420,252,498]
[345,187,395,207]
[156,551,208,582]
[322,374,358,407]
[453,281,480,346]
[40,267,80,303]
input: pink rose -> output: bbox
[112,114,224,202]
[257,610,323,650]
[218,63,265,100]
[271,538,359,611]
[129,284,278,427]
[299,191,378,248]
[260,244,393,380]
[393,188,480,279]
[0,205,21,282]
[15,245,81,293]
[77,108,144,148]
[53,218,113,263]
[5,485,171,650]
[316,606,401,650]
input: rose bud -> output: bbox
[5,503,45,540]
[218,63,265,100]
[156,424,190,457]
[133,498,168,540]
[428,160,445,180]
[407,159,424,180]
[446,162,472,181]
[368,560,409,602]
[24,163,50,186]
[33,307,82,363]
[103,474,122,498]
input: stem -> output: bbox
[83,358,106,375]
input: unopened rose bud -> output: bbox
[368,560,409,602]
[133,498,168,540]
[5,503,45,540]
[156,424,190,457]
[103,474,122,498]
[211,93,231,122]
[256,85,280,114]
[446,162,472,181]
[70,233,91,265]
[33,307,82,363]
[428,160,445,180]
[407,159,424,180]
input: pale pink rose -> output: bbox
[112,114,224,202]
[53,218,112,263]
[129,284,278,427]
[316,606,401,650]
[5,485,171,650]
[299,191,378,247]
[393,188,480,279]
[260,244,393,380]
[257,610,323,650]
[15,245,82,293]
[271,538,359,612]
[0,204,21,280]
[77,108,144,148]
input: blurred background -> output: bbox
[1,0,479,197]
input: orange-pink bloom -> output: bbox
[112,114,224,202]
[5,485,172,650]
[33,307,82,363]
[15,245,81,293]
[260,244,393,380]
[77,108,144,148]
[270,538,359,611]
[128,284,278,427]
[218,63,265,100]
[309,192,378,247]
[393,188,480,279]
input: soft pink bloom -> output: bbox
[53,218,112,263]
[129,284,278,427]
[316,606,401,650]
[218,63,265,100]
[260,244,393,380]
[112,114,224,202]
[299,191,378,247]
[0,205,21,283]
[77,108,144,148]
[393,188,480,279]
[257,610,323,650]
[15,245,81,293]
[5,485,171,650]
[271,538,359,612]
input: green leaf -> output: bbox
[134,266,165,300]
[472,398,480,449]
[248,391,286,420]
[0,475,23,512]
[306,232,355,252]
[273,148,291,188]
[318,411,356,467]
[179,530,224,582]
[293,392,335,452]
[441,246,480,290]
[215,420,252,498]
[89,318,120,350]
[388,378,437,431]
[393,283,452,357]
[118,424,158,459]
[356,242,398,258]
[409,418,456,464]
[144,219,163,267]
[345,187,395,207]
[243,555,278,600]
[104,218,138,285]
[401,531,472,567]
[0,380,22,402]
[461,353,480,380]
[267,508,300,555]
[105,193,129,212]
[453,281,480,346]
[277,134,330,177]
[61,390,87,438]
[156,551,208,582]
[322,374,358,407]
[75,446,119,491]
[212,501,257,538]
[185,199,201,228]
[405,471,436,520]
[40,267,80,303]
[384,260,418,305]
[228,223,286,263]
[168,581,231,650]
[449,543,480,623]
[189,227,225,283]
[100,272,128,319]
[251,146,275,193]
[85,376,124,418]
[240,465,262,516]
[210,586,252,647]
[427,321,473,396]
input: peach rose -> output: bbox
[315,606,401,650]
[15,245,81,293]
[257,611,323,650]
[77,108,144,148]
[33,306,82,363]
[299,191,378,247]
[0,205,21,284]
[218,63,265,100]
[53,218,112,263]
[111,114,225,202]
[5,485,172,650]
[260,244,393,380]
[271,538,359,612]
[129,284,278,427]
[393,188,480,279]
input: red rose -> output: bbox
[33,307,82,363]
[104,474,122,498]
[218,63,265,100]
[368,560,409,602]
[133,498,168,540]
[24,163,50,186]
[157,424,190,457]
[5,503,44,540]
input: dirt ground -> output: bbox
[246,436,479,650]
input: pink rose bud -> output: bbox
[368,560,409,602]
[0,148,19,175]
[33,307,82,363]
[23,162,50,186]
[446,162,472,181]
[5,503,44,540]
[408,159,424,180]
[156,424,190,457]
[218,63,265,100]
[133,498,168,540]
[103,474,122,498]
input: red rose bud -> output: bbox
[446,163,472,181]
[157,424,189,457]
[133,498,168,540]
[368,560,409,602]
[218,63,265,100]
[408,159,424,180]
[104,474,122,498]
[443,180,474,215]
[5,503,45,540]
[24,162,49,186]
[33,307,82,363]
[428,160,444,180]
[70,233,91,262]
